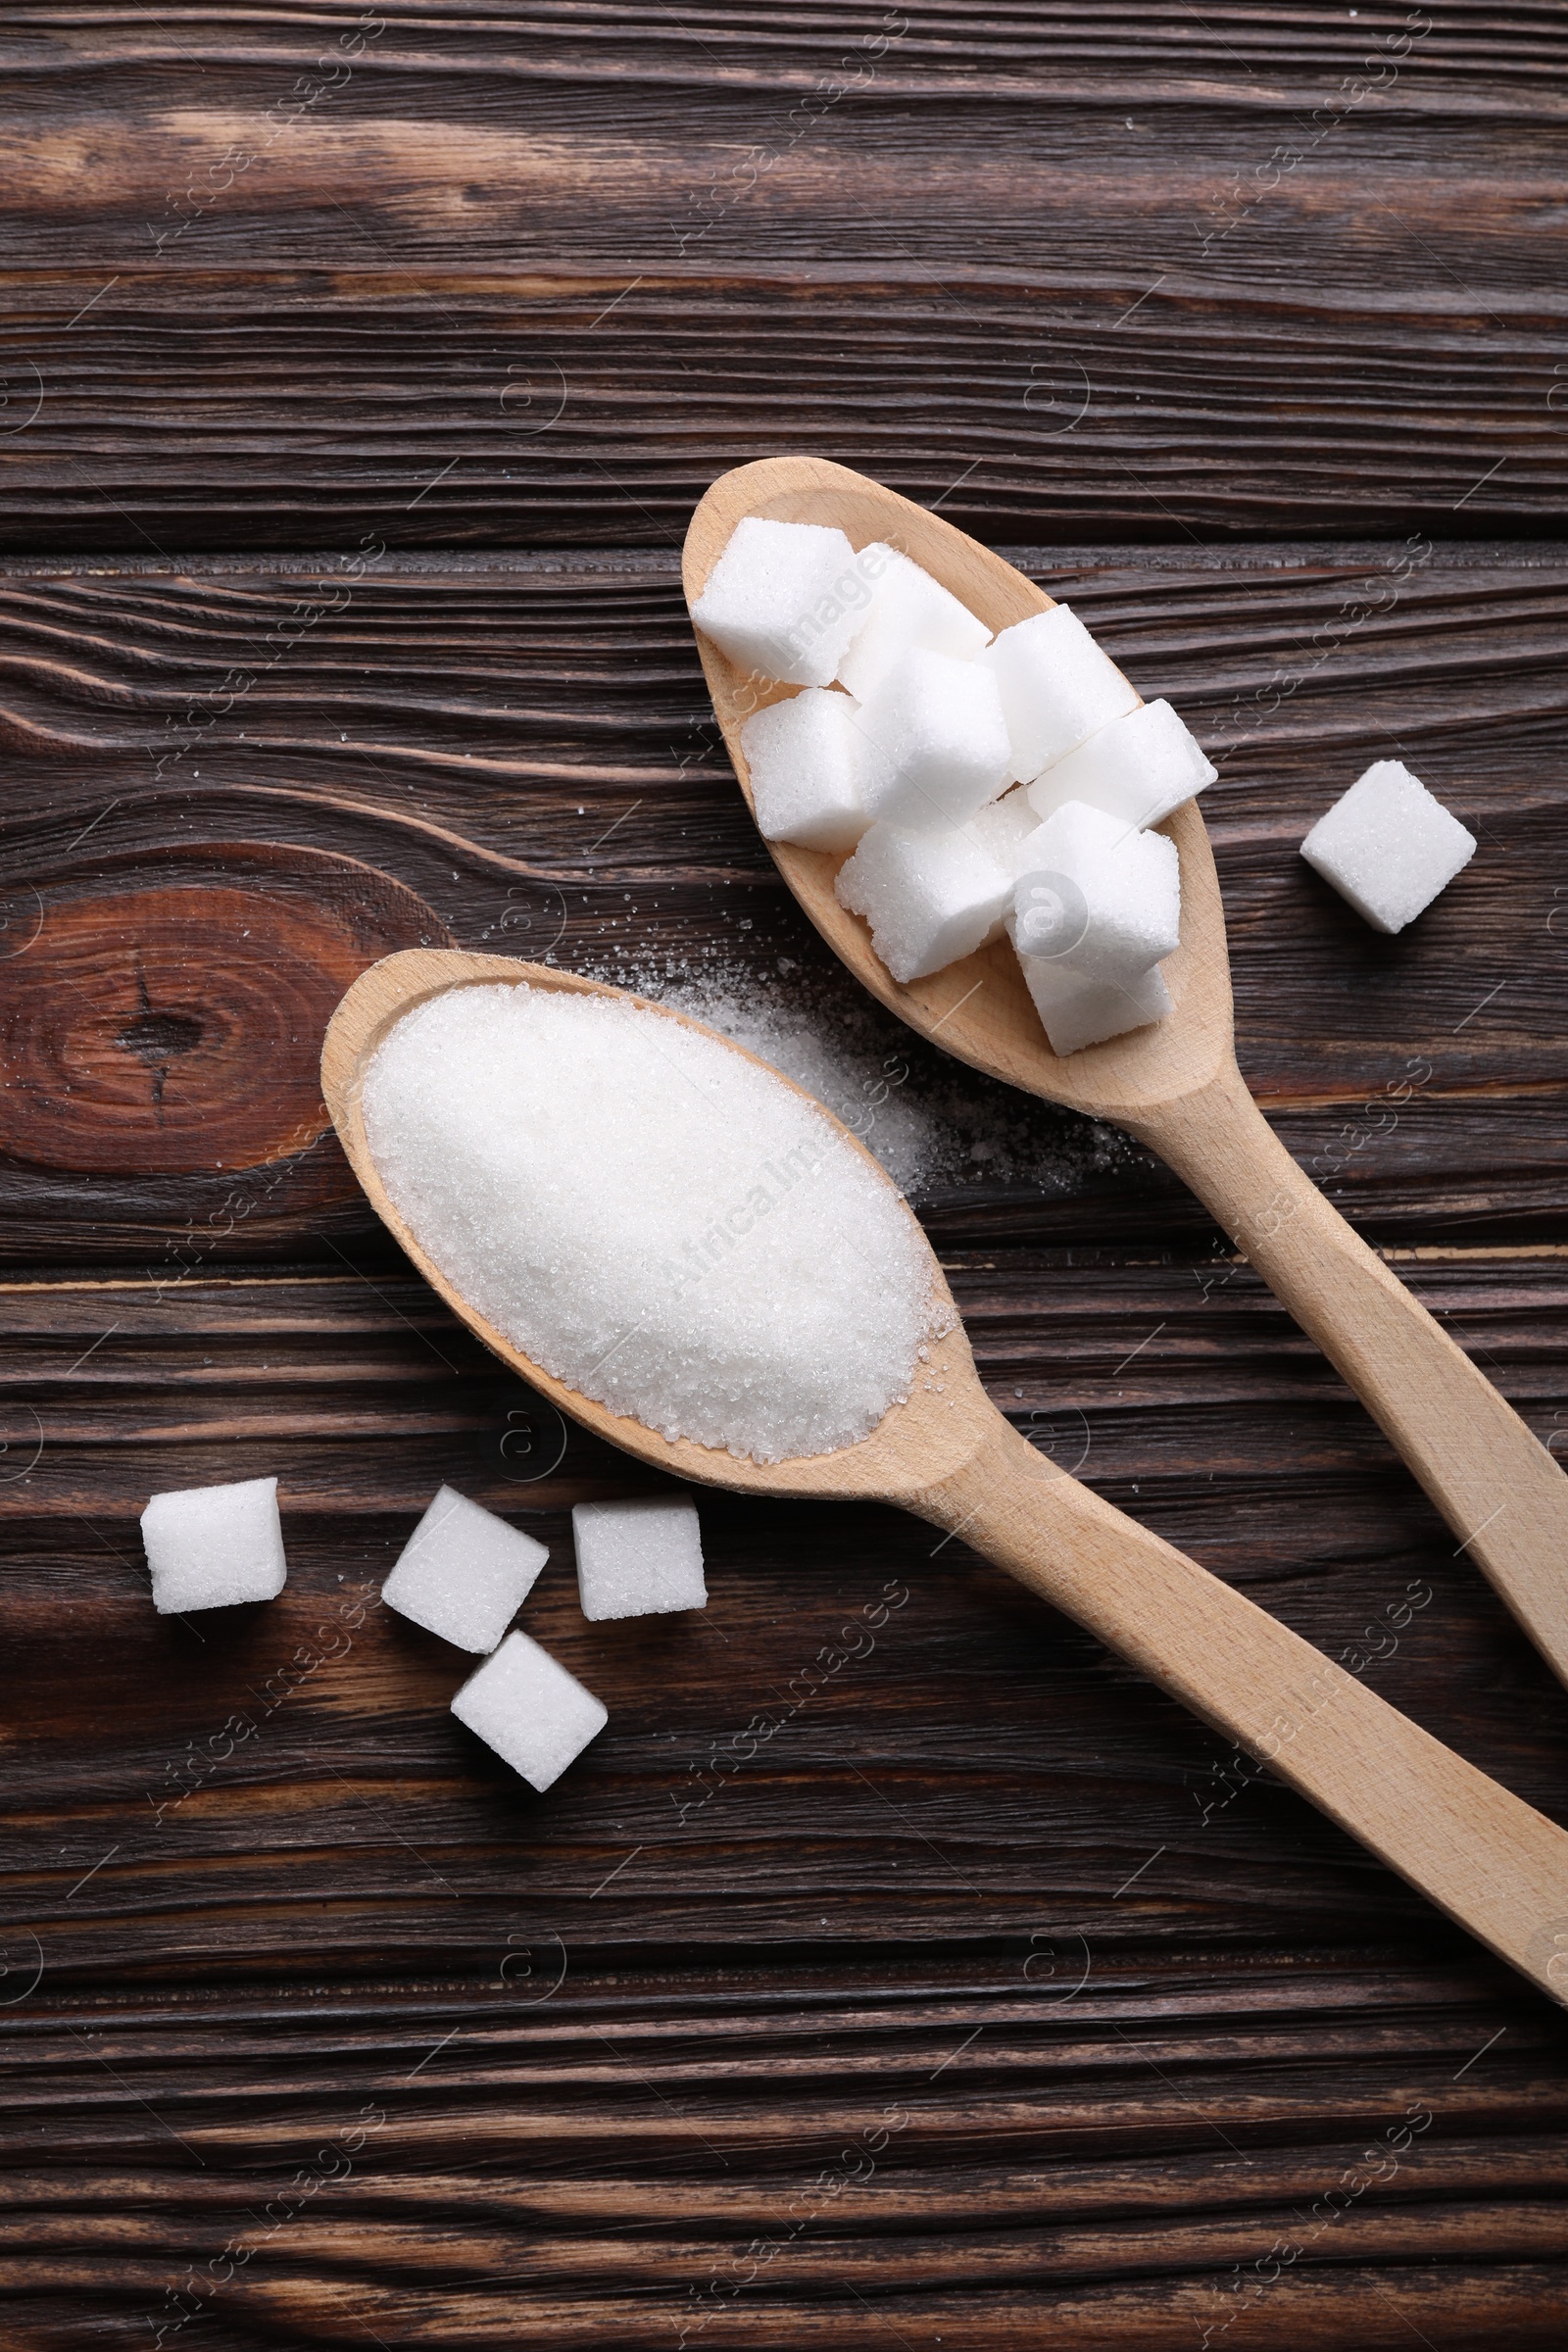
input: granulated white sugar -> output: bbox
[604,952,1133,1199]
[362,983,943,1464]
[633,968,948,1189]
[382,1485,548,1653]
[141,1476,287,1615]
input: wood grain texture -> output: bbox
[0,842,449,1175]
[4,4,1564,551]
[3,3,1567,2341]
[3,270,1566,551]
[5,3,1565,112]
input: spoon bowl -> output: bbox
[321,947,980,1505]
[683,458,1234,1129]
[323,947,1568,2007]
[684,455,1568,1691]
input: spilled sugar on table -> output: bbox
[2,8,1568,2348]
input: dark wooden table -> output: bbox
[4,7,1568,2345]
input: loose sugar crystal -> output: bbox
[1014,942,1173,1056]
[451,1630,608,1792]
[140,1475,287,1615]
[382,1485,549,1652]
[835,821,1013,982]
[980,605,1140,785]
[363,985,942,1466]
[856,647,1012,833]
[573,1493,707,1622]
[691,517,880,688]
[740,687,867,854]
[1013,801,1181,985]
[1300,760,1476,933]
[836,544,990,702]
[1028,699,1215,831]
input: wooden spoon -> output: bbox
[323,947,1568,2006]
[683,456,1568,1693]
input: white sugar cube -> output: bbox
[140,1475,287,1614]
[382,1485,549,1653]
[1013,941,1173,1056]
[962,788,1041,943]
[691,517,880,688]
[857,648,1011,834]
[1028,699,1215,831]
[451,1630,607,1792]
[573,1494,708,1622]
[964,785,1040,879]
[1014,801,1180,985]
[1300,760,1476,933]
[740,687,867,854]
[836,544,990,702]
[836,821,1012,983]
[980,605,1140,785]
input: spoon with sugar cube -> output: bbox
[684,457,1568,1693]
[321,949,1568,2003]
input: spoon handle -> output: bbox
[922,1414,1568,2004]
[1135,1059,1568,1690]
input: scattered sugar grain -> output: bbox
[141,1476,287,1615]
[653,974,936,1190]
[382,1485,548,1652]
[451,1630,607,1792]
[573,1494,707,1622]
[601,951,1135,1198]
[1300,760,1476,933]
[362,984,942,1464]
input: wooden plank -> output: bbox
[6,4,1565,114]
[1,10,1564,549]
[2,270,1565,549]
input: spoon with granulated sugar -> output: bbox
[684,456,1568,1693]
[324,947,1568,2006]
